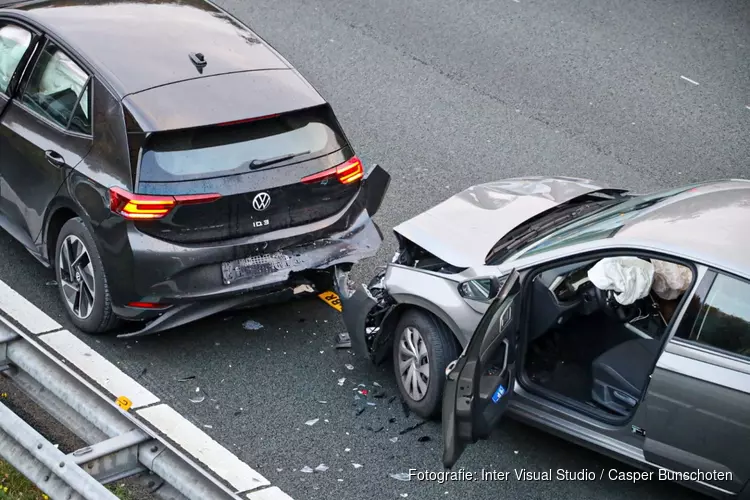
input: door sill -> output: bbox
[517,370,636,427]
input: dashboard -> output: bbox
[528,258,667,343]
[528,259,600,342]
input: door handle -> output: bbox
[45,150,65,168]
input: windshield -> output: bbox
[511,184,699,259]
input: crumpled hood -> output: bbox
[393,176,619,267]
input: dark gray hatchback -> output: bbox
[0,0,390,335]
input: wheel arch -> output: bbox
[42,201,83,265]
[374,295,464,364]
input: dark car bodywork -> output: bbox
[0,0,389,335]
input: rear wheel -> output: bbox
[55,218,119,334]
[393,310,459,420]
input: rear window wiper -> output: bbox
[248,150,311,170]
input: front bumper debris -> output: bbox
[335,267,379,358]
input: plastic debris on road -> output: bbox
[390,472,411,481]
[338,377,347,386]
[305,418,320,426]
[315,464,329,472]
[352,463,363,469]
[189,387,205,403]
[345,364,355,370]
[389,437,399,443]
[399,421,426,435]
[177,376,195,382]
[336,332,352,349]
[300,466,314,473]
[242,319,264,330]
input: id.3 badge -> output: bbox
[492,384,506,403]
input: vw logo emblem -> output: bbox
[252,192,271,211]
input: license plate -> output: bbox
[318,291,342,312]
[221,252,298,284]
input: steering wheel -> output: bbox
[594,286,638,323]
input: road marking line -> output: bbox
[137,404,270,492]
[680,75,699,86]
[38,329,160,409]
[247,487,295,500]
[0,280,61,334]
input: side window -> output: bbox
[0,23,32,95]
[682,273,750,359]
[20,41,91,134]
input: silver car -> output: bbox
[336,177,750,499]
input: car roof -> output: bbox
[612,180,750,277]
[6,0,293,97]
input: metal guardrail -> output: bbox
[0,317,243,500]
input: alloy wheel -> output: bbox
[397,326,430,401]
[58,235,96,319]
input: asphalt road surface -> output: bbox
[1,0,748,498]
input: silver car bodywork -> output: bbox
[337,178,750,499]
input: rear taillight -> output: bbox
[109,187,221,220]
[301,156,364,185]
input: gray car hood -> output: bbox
[392,176,618,268]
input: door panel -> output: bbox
[643,269,750,496]
[0,39,93,246]
[643,346,750,494]
[442,269,521,468]
[0,100,92,243]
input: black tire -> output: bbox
[54,217,119,334]
[392,309,459,420]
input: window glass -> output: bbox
[0,24,32,95]
[139,106,348,182]
[21,42,90,133]
[689,274,750,358]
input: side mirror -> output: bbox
[457,276,503,302]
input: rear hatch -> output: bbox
[126,105,360,244]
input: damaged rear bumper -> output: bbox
[115,165,391,338]
[334,265,398,363]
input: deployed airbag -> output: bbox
[651,259,692,300]
[588,257,654,305]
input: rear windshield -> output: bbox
[138,105,348,182]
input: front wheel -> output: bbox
[393,310,459,420]
[54,217,119,334]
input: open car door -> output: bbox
[442,269,522,469]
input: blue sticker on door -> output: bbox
[492,384,506,403]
